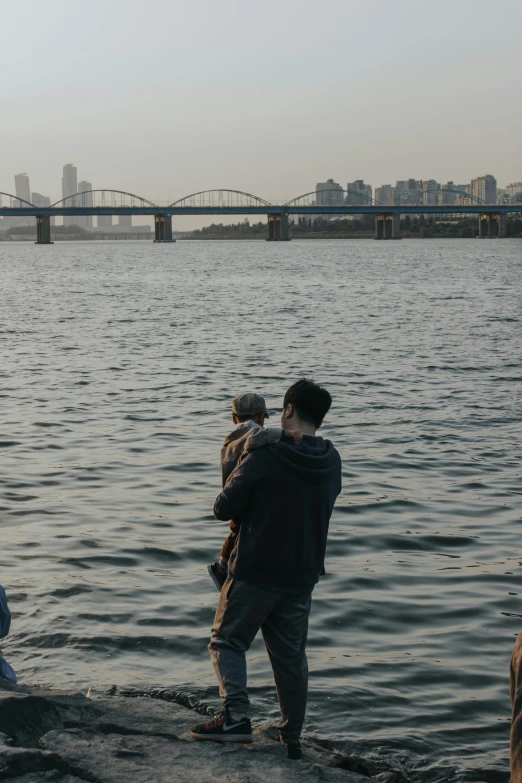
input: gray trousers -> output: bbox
[208,577,312,743]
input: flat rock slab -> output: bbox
[41,728,366,783]
[0,685,373,783]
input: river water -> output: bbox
[1,239,521,782]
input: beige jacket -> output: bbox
[221,420,282,486]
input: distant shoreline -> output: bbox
[1,235,520,242]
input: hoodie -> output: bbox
[214,435,342,588]
[220,421,283,486]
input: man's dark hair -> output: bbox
[283,379,332,429]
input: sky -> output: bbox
[1,0,521,221]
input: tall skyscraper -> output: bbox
[77,180,93,229]
[315,179,344,206]
[14,173,31,205]
[470,175,497,204]
[11,173,33,226]
[346,180,372,205]
[62,164,78,226]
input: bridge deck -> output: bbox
[0,205,521,217]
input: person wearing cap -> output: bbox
[207,392,302,590]
[193,379,342,759]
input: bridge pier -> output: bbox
[375,214,401,240]
[266,214,290,241]
[154,214,176,242]
[478,213,507,238]
[35,215,53,244]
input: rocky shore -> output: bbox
[0,681,490,783]
[0,680,391,783]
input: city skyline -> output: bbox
[2,163,521,242]
[3,166,522,205]
[1,0,520,219]
[3,167,521,214]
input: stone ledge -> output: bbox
[0,682,408,783]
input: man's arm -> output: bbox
[245,425,282,451]
[214,451,261,521]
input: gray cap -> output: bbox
[232,392,269,418]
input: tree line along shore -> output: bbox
[1,216,521,242]
[184,215,522,240]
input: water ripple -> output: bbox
[1,239,521,783]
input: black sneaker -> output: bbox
[207,562,227,591]
[191,714,253,743]
[280,736,302,760]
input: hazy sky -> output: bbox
[1,0,521,209]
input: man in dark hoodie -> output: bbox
[191,379,342,759]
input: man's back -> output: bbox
[214,434,342,587]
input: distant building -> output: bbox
[315,179,344,206]
[421,180,440,206]
[346,180,372,205]
[374,185,394,206]
[470,174,496,204]
[11,173,32,227]
[118,214,132,228]
[62,164,78,226]
[393,179,422,205]
[31,192,50,207]
[438,182,470,205]
[97,215,113,228]
[506,182,522,202]
[32,191,55,226]
[76,180,93,229]
[15,173,31,205]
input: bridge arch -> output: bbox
[285,189,381,207]
[0,191,35,208]
[169,190,272,208]
[51,190,158,208]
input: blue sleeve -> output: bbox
[0,586,11,639]
[214,452,261,521]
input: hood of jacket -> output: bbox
[269,436,340,485]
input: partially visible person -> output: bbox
[0,585,16,683]
[193,379,342,760]
[207,392,302,590]
[511,632,522,781]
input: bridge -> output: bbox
[1,188,520,243]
